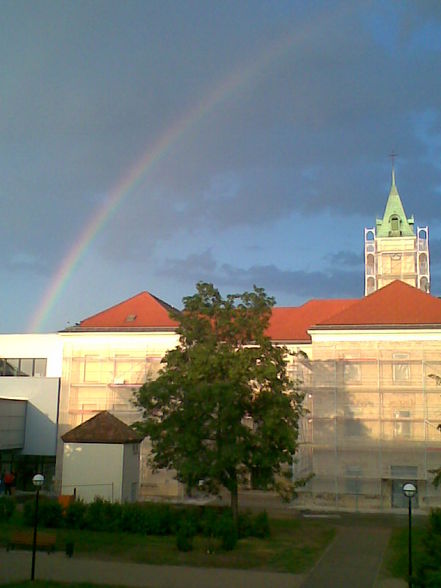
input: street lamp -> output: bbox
[31,473,45,581]
[402,482,417,588]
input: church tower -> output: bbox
[364,170,430,295]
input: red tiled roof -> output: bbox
[67,291,179,331]
[266,299,358,342]
[61,411,142,444]
[315,280,441,328]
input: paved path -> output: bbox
[299,526,396,588]
[0,549,305,587]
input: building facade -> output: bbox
[1,172,440,510]
[292,281,441,511]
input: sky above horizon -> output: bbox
[2,1,441,333]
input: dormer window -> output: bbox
[390,215,401,236]
[125,314,137,322]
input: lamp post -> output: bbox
[402,482,417,588]
[31,473,44,581]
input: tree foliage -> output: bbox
[135,282,305,521]
[428,374,441,487]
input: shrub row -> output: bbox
[23,497,270,548]
[0,497,16,521]
[414,508,441,587]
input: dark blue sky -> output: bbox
[1,1,441,332]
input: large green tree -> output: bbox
[135,282,305,522]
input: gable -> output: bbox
[65,291,179,331]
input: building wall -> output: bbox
[0,378,60,455]
[0,334,63,377]
[365,227,430,295]
[293,330,441,510]
[122,443,141,502]
[0,334,62,456]
[62,442,124,502]
[57,331,180,497]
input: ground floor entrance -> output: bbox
[0,452,55,492]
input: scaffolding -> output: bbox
[293,355,441,510]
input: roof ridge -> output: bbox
[314,280,441,328]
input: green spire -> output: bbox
[376,170,414,237]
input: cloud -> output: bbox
[1,0,441,333]
[157,250,362,301]
[325,250,363,267]
[6,253,50,276]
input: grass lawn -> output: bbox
[2,583,135,588]
[380,518,428,581]
[0,514,335,575]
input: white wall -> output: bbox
[62,442,124,502]
[0,334,63,376]
[0,378,59,454]
[122,443,141,502]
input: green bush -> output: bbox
[238,511,253,538]
[414,509,441,587]
[429,508,441,535]
[216,511,237,551]
[252,511,270,538]
[119,502,173,535]
[176,519,194,552]
[120,503,144,533]
[39,500,64,528]
[0,496,16,521]
[142,504,172,535]
[176,507,199,536]
[24,499,64,528]
[200,507,220,537]
[84,498,122,532]
[23,499,34,526]
[65,500,87,529]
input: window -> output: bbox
[390,215,401,235]
[344,361,361,384]
[394,411,411,438]
[20,358,34,376]
[84,356,102,383]
[393,354,410,382]
[114,355,155,384]
[345,465,362,494]
[0,358,47,377]
[391,218,399,231]
[34,359,47,377]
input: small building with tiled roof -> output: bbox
[61,411,142,503]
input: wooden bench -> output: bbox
[7,531,56,553]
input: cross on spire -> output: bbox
[389,151,398,185]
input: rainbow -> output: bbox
[28,15,323,332]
